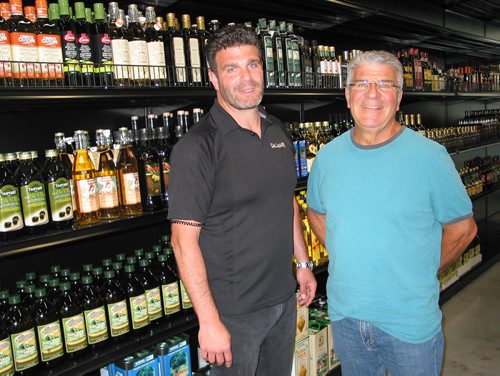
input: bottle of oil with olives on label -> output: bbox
[15,151,49,235]
[137,259,163,325]
[59,282,88,359]
[0,153,24,240]
[80,275,109,351]
[0,312,14,376]
[102,270,130,342]
[121,265,149,333]
[54,132,77,216]
[42,149,74,230]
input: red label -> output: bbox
[12,32,36,46]
[0,31,9,44]
[78,33,90,45]
[63,31,76,42]
[37,34,61,48]
[101,34,110,44]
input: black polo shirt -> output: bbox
[167,100,297,315]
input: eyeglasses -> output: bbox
[348,80,401,92]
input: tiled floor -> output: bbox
[441,260,500,376]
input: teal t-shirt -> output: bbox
[307,126,473,343]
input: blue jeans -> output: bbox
[210,293,297,376]
[332,318,444,376]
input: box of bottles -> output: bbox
[114,348,160,376]
[100,363,116,376]
[291,337,310,376]
[155,333,191,376]
[308,322,329,376]
[296,294,309,343]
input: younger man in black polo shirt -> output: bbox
[168,25,316,375]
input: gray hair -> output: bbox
[346,50,404,89]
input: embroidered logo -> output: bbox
[270,142,286,149]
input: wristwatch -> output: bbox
[295,261,314,271]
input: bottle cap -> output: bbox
[8,294,21,305]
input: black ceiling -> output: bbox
[149,0,500,63]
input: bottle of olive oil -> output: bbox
[0,312,14,376]
[121,264,149,333]
[6,294,39,374]
[54,132,77,217]
[73,130,100,225]
[15,151,49,234]
[42,149,74,229]
[59,282,88,359]
[157,253,181,320]
[95,129,121,220]
[33,288,64,368]
[80,275,109,351]
[0,153,24,240]
[136,259,163,325]
[102,270,130,342]
[137,127,162,211]
[115,128,142,216]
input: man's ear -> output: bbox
[209,70,219,91]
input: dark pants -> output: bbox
[211,293,297,376]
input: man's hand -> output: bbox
[296,268,317,306]
[199,319,233,368]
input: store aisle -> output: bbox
[441,260,500,376]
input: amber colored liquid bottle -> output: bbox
[115,127,142,216]
[72,130,100,225]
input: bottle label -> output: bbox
[10,328,39,371]
[61,31,80,73]
[275,38,285,86]
[107,300,130,337]
[0,30,12,78]
[122,172,141,205]
[145,287,162,321]
[76,178,99,214]
[263,35,275,87]
[37,320,64,362]
[93,33,113,73]
[298,140,308,178]
[172,36,186,82]
[162,282,181,315]
[111,39,130,79]
[162,161,170,194]
[129,294,149,329]
[84,306,109,344]
[96,175,119,209]
[10,32,38,79]
[180,280,193,309]
[62,314,87,353]
[129,40,149,80]
[189,38,202,83]
[291,39,301,86]
[0,336,14,375]
[77,32,93,73]
[20,181,49,227]
[0,184,24,232]
[36,34,64,79]
[147,41,166,80]
[48,177,74,222]
[144,162,162,197]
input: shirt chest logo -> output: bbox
[269,142,286,149]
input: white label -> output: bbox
[76,178,99,214]
[111,39,130,79]
[189,38,202,83]
[129,40,149,80]
[172,37,186,83]
[147,41,166,80]
[122,172,140,205]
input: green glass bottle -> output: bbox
[121,265,149,333]
[80,275,109,351]
[137,259,163,324]
[59,282,88,359]
[0,153,24,240]
[102,270,130,342]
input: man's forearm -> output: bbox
[307,208,326,247]
[293,197,309,262]
[440,217,477,271]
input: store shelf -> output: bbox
[471,182,500,202]
[39,313,198,376]
[448,140,500,156]
[0,209,168,259]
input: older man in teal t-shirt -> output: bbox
[307,50,477,376]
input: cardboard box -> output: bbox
[291,337,309,376]
[296,295,309,343]
[308,323,328,376]
[115,349,160,376]
[156,333,192,376]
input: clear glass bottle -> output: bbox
[72,130,100,225]
[127,3,149,86]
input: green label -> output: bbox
[263,35,275,86]
[180,281,193,309]
[0,337,14,375]
[162,282,181,315]
[37,320,64,362]
[145,163,162,197]
[291,39,301,86]
[20,181,49,227]
[107,300,130,337]
[145,287,163,321]
[0,185,24,232]
[130,294,149,329]
[84,307,109,344]
[10,328,39,371]
[47,177,74,222]
[62,314,88,353]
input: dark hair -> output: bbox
[206,24,262,73]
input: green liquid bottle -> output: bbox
[6,294,39,374]
[0,312,14,376]
[80,276,109,351]
[121,265,149,333]
[0,153,24,240]
[59,282,88,359]
[0,290,9,320]
[112,261,123,281]
[22,284,36,308]
[157,253,181,320]
[92,267,105,292]
[137,259,163,324]
[33,288,64,368]
[102,270,130,342]
[47,279,61,308]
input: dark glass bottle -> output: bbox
[137,259,163,324]
[58,281,88,358]
[0,289,10,319]
[47,278,61,308]
[181,13,202,86]
[57,0,80,86]
[74,1,94,86]
[155,126,171,206]
[33,288,64,368]
[38,274,50,289]
[102,270,130,341]
[0,153,24,240]
[25,272,36,285]
[127,3,148,87]
[92,267,105,292]
[0,2,13,88]
[121,264,149,333]
[59,267,71,283]
[145,9,167,87]
[137,128,162,211]
[42,149,74,229]
[112,261,123,280]
[22,284,37,308]
[69,272,82,298]
[257,18,275,88]
[90,2,113,86]
[82,263,93,278]
[157,253,181,320]
[108,1,130,87]
[164,13,187,86]
[6,294,40,374]
[102,258,113,272]
[80,275,109,351]
[0,308,14,375]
